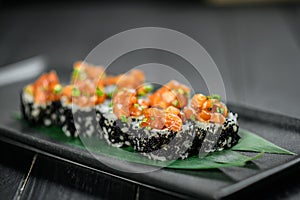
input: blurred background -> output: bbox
[0,0,300,118]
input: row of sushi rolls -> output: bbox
[21,61,240,161]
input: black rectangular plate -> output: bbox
[0,75,300,200]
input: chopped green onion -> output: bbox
[190,115,195,121]
[151,117,155,121]
[108,102,113,107]
[178,88,184,95]
[210,94,221,101]
[144,84,154,93]
[53,84,62,94]
[146,126,152,130]
[25,85,33,95]
[121,115,127,123]
[107,92,113,98]
[172,100,179,107]
[96,87,104,96]
[217,107,224,114]
[138,91,145,96]
[72,68,80,79]
[134,103,139,108]
[107,88,118,98]
[186,92,191,98]
[72,87,80,97]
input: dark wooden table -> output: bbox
[0,2,300,199]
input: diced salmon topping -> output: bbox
[165,113,182,132]
[148,80,190,109]
[115,69,145,90]
[27,71,61,104]
[140,108,165,130]
[112,88,148,119]
[72,61,106,84]
[140,105,183,132]
[188,94,228,124]
[62,80,106,107]
[103,75,123,86]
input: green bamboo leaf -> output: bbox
[232,129,296,155]
[15,115,287,170]
[167,150,263,169]
[201,149,264,164]
[21,122,260,169]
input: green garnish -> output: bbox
[210,94,221,101]
[178,88,184,95]
[151,117,155,121]
[72,87,80,97]
[96,87,104,96]
[17,116,296,169]
[146,126,152,130]
[138,91,145,96]
[25,85,33,95]
[172,100,179,107]
[190,115,195,121]
[121,115,127,123]
[142,118,148,122]
[107,88,118,99]
[108,102,113,107]
[217,107,224,114]
[72,68,80,79]
[186,92,191,98]
[144,84,153,93]
[134,103,139,108]
[107,92,113,98]
[53,84,62,94]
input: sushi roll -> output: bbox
[97,87,150,147]
[57,61,107,137]
[129,80,194,161]
[131,107,195,161]
[20,64,241,162]
[20,71,62,126]
[97,100,133,147]
[184,94,240,155]
[96,69,155,147]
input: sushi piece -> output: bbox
[57,61,107,137]
[130,106,195,161]
[129,81,195,161]
[96,69,155,147]
[97,87,150,147]
[184,94,240,155]
[20,71,62,126]
[57,81,106,137]
[97,100,133,147]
